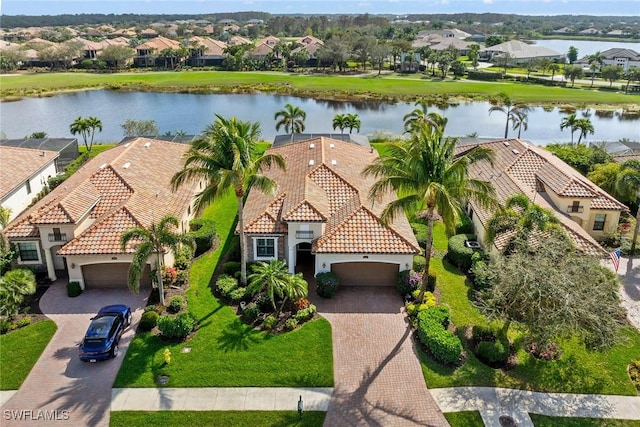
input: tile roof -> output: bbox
[0,146,59,199]
[242,137,419,255]
[457,138,628,255]
[4,138,198,255]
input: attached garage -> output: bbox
[82,263,151,288]
[331,262,399,287]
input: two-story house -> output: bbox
[3,138,200,288]
[241,136,420,287]
[457,138,628,254]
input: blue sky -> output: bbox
[2,0,639,16]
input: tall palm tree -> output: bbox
[248,260,308,315]
[345,113,361,134]
[488,93,528,139]
[85,116,103,151]
[484,193,562,254]
[403,99,429,133]
[549,63,560,81]
[274,103,306,143]
[332,114,348,134]
[0,268,36,317]
[121,215,193,306]
[560,113,580,146]
[363,116,497,300]
[171,115,286,286]
[588,51,604,88]
[512,110,528,139]
[69,116,102,152]
[575,118,595,145]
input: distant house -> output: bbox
[552,27,573,35]
[290,36,325,65]
[227,35,251,46]
[241,136,419,286]
[0,137,78,172]
[0,146,59,223]
[457,138,628,255]
[188,36,227,66]
[579,28,600,35]
[417,29,471,39]
[482,40,563,64]
[600,48,639,71]
[134,35,182,67]
[3,138,200,287]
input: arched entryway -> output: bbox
[295,242,315,275]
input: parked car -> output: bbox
[78,305,132,362]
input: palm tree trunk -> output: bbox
[418,210,435,302]
[238,194,248,286]
[157,252,165,306]
[503,116,509,139]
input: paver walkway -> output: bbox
[616,256,640,329]
[1,281,148,427]
[313,286,449,427]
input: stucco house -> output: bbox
[457,138,628,254]
[0,146,60,223]
[241,136,420,286]
[3,138,199,288]
[134,35,182,67]
[481,40,563,64]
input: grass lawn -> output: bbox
[114,190,334,388]
[443,411,484,427]
[110,411,326,427]
[0,320,57,390]
[2,71,636,106]
[420,226,640,396]
[529,414,640,427]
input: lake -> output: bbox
[531,39,640,58]
[0,91,638,145]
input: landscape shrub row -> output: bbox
[417,306,462,365]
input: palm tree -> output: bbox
[274,103,306,143]
[560,113,580,146]
[549,63,560,81]
[512,110,528,139]
[345,113,361,134]
[575,118,595,145]
[70,116,102,152]
[588,51,604,87]
[363,115,497,300]
[332,114,348,134]
[171,115,286,286]
[484,193,562,254]
[488,93,528,139]
[0,268,36,317]
[248,260,308,315]
[403,99,430,133]
[121,215,193,306]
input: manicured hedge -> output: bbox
[315,272,339,298]
[417,307,462,365]
[67,281,82,297]
[139,311,159,331]
[215,274,239,299]
[189,218,217,256]
[467,70,504,81]
[446,234,478,272]
[157,312,197,340]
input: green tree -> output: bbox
[0,47,27,71]
[588,159,640,205]
[601,65,622,88]
[549,63,560,81]
[363,116,497,300]
[370,41,390,75]
[485,35,504,47]
[575,118,595,145]
[488,93,529,139]
[623,68,640,93]
[274,103,306,143]
[403,99,448,134]
[567,45,579,64]
[171,115,286,286]
[476,231,625,349]
[587,51,604,87]
[28,131,47,139]
[0,268,36,318]
[564,65,583,87]
[0,207,11,229]
[332,114,348,134]
[468,44,480,70]
[120,119,159,137]
[560,113,580,145]
[69,116,102,152]
[345,113,361,134]
[545,143,611,175]
[450,60,466,79]
[120,215,193,306]
[248,259,307,315]
[99,44,135,70]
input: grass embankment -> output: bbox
[0,320,57,390]
[2,71,636,107]
[421,224,640,396]
[529,414,640,427]
[114,190,334,388]
[443,411,484,427]
[110,411,326,427]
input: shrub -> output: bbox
[315,272,339,298]
[157,312,197,339]
[526,341,562,361]
[411,222,428,246]
[173,246,193,270]
[397,270,421,296]
[629,360,640,393]
[456,214,474,234]
[446,234,478,272]
[406,302,434,317]
[255,292,273,313]
[262,315,278,330]
[16,316,31,328]
[285,318,298,331]
[242,302,260,323]
[139,310,159,331]
[162,266,178,286]
[467,70,504,81]
[168,296,184,314]
[294,304,317,322]
[226,235,241,261]
[413,255,426,272]
[293,297,310,311]
[189,218,217,256]
[419,305,450,329]
[229,287,247,303]
[222,261,241,277]
[215,274,239,298]
[67,281,82,297]
[144,304,160,313]
[175,270,189,287]
[472,324,500,343]
[0,318,11,334]
[417,313,462,365]
[476,340,509,365]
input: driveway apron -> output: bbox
[314,286,450,427]
[1,282,148,427]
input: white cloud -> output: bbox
[483,0,494,4]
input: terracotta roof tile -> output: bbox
[282,200,326,222]
[0,146,58,199]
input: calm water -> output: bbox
[531,39,640,58]
[0,91,638,145]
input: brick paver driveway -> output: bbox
[1,282,148,427]
[313,285,450,427]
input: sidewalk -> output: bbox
[431,387,640,426]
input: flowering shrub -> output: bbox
[315,272,339,298]
[405,291,436,317]
[162,267,178,286]
[293,297,311,311]
[294,304,317,322]
[526,341,562,361]
[397,270,421,296]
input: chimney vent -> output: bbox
[123,162,131,169]
[308,159,315,166]
[331,159,337,166]
[144,142,151,148]
[309,143,315,149]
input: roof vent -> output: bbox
[124,143,130,147]
[512,149,520,154]
[40,151,46,156]
[331,159,337,166]
[308,159,315,166]
[503,141,510,146]
[309,143,315,149]
[99,163,107,169]
[144,142,151,148]
[330,143,335,149]
[123,162,131,169]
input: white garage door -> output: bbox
[82,263,151,288]
[331,262,398,287]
